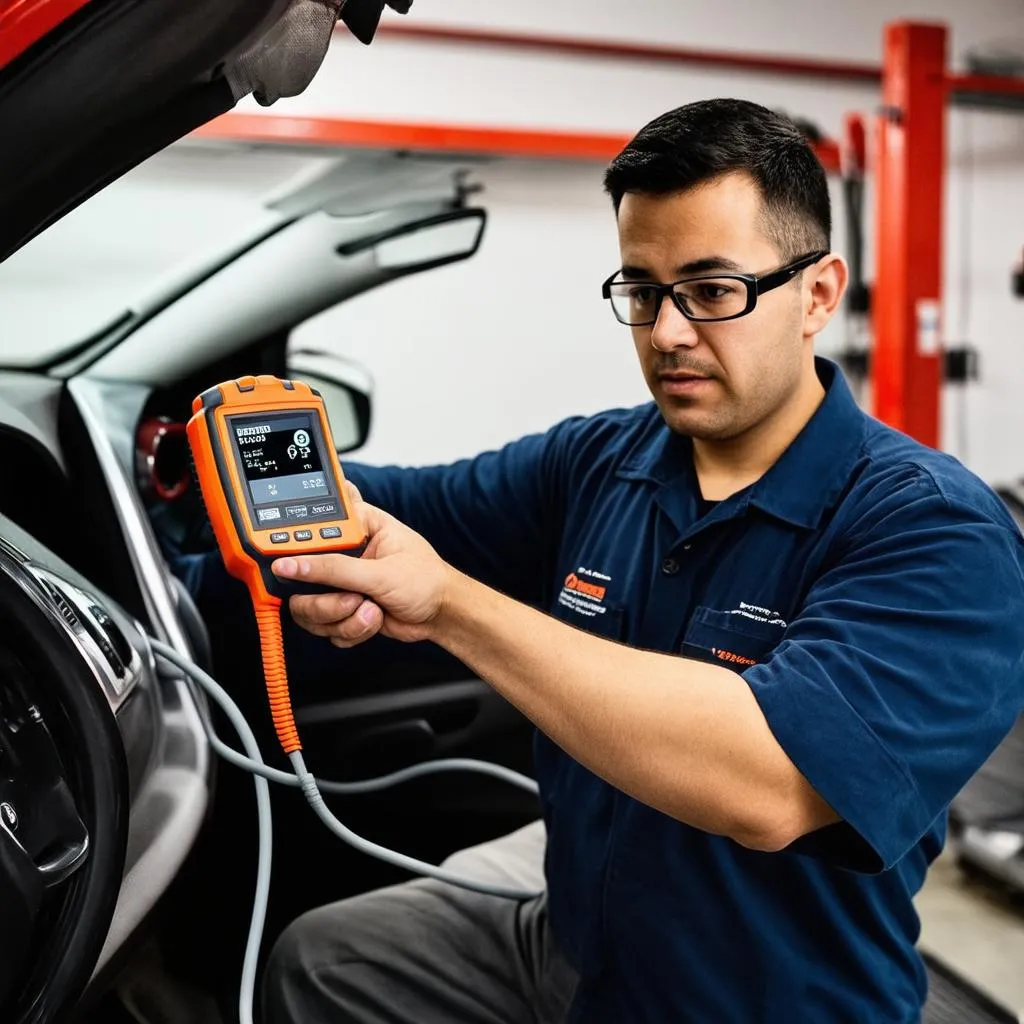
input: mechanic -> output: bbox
[253,98,1024,1023]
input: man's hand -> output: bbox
[273,483,451,647]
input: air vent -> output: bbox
[86,605,128,678]
[19,563,139,709]
[39,578,125,679]
[42,580,80,630]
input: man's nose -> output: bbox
[649,294,700,352]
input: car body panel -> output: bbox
[0,0,91,71]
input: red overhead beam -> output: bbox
[368,22,884,84]
[193,112,842,173]
[946,72,1024,98]
[193,114,633,162]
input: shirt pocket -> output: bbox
[680,605,785,671]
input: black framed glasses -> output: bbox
[601,250,828,326]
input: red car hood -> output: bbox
[0,0,93,71]
[0,0,405,263]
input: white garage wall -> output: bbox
[397,0,1021,61]
[269,1,1024,478]
[3,1,1024,480]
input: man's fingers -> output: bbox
[345,480,363,505]
[291,590,362,626]
[326,600,384,648]
[290,592,384,646]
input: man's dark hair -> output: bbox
[603,98,831,260]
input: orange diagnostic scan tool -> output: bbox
[187,374,366,752]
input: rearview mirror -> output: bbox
[374,209,485,271]
[337,207,486,275]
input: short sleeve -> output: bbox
[745,469,1024,872]
[343,415,589,606]
[165,423,573,610]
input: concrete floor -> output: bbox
[917,848,1024,1016]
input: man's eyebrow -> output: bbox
[619,264,654,280]
[677,256,745,275]
[618,256,745,280]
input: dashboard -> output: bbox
[0,369,211,1003]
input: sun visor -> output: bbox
[224,0,412,106]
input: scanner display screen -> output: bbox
[229,412,344,528]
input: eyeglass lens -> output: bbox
[607,277,749,324]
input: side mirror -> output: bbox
[337,207,486,275]
[285,350,373,453]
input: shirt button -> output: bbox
[661,557,680,576]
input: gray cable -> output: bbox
[199,716,538,797]
[153,643,543,909]
[168,655,538,798]
[151,640,270,1024]
[155,643,537,798]
[288,750,541,900]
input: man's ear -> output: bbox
[803,255,848,338]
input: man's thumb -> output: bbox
[271,550,379,591]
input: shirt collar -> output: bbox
[617,358,868,530]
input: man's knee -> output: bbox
[261,828,549,1024]
[262,895,380,1024]
[263,906,330,1024]
[262,882,443,1024]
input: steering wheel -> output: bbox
[0,554,128,1023]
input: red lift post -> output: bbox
[870,22,1024,449]
[870,23,947,448]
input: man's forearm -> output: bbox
[432,568,836,850]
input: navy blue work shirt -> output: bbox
[177,358,1024,1021]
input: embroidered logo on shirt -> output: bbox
[558,566,612,618]
[727,601,787,628]
[711,648,758,667]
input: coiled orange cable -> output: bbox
[253,598,302,754]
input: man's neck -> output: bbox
[693,370,826,501]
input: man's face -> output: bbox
[616,172,813,441]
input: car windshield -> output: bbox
[0,144,321,368]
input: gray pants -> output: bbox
[262,820,579,1024]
